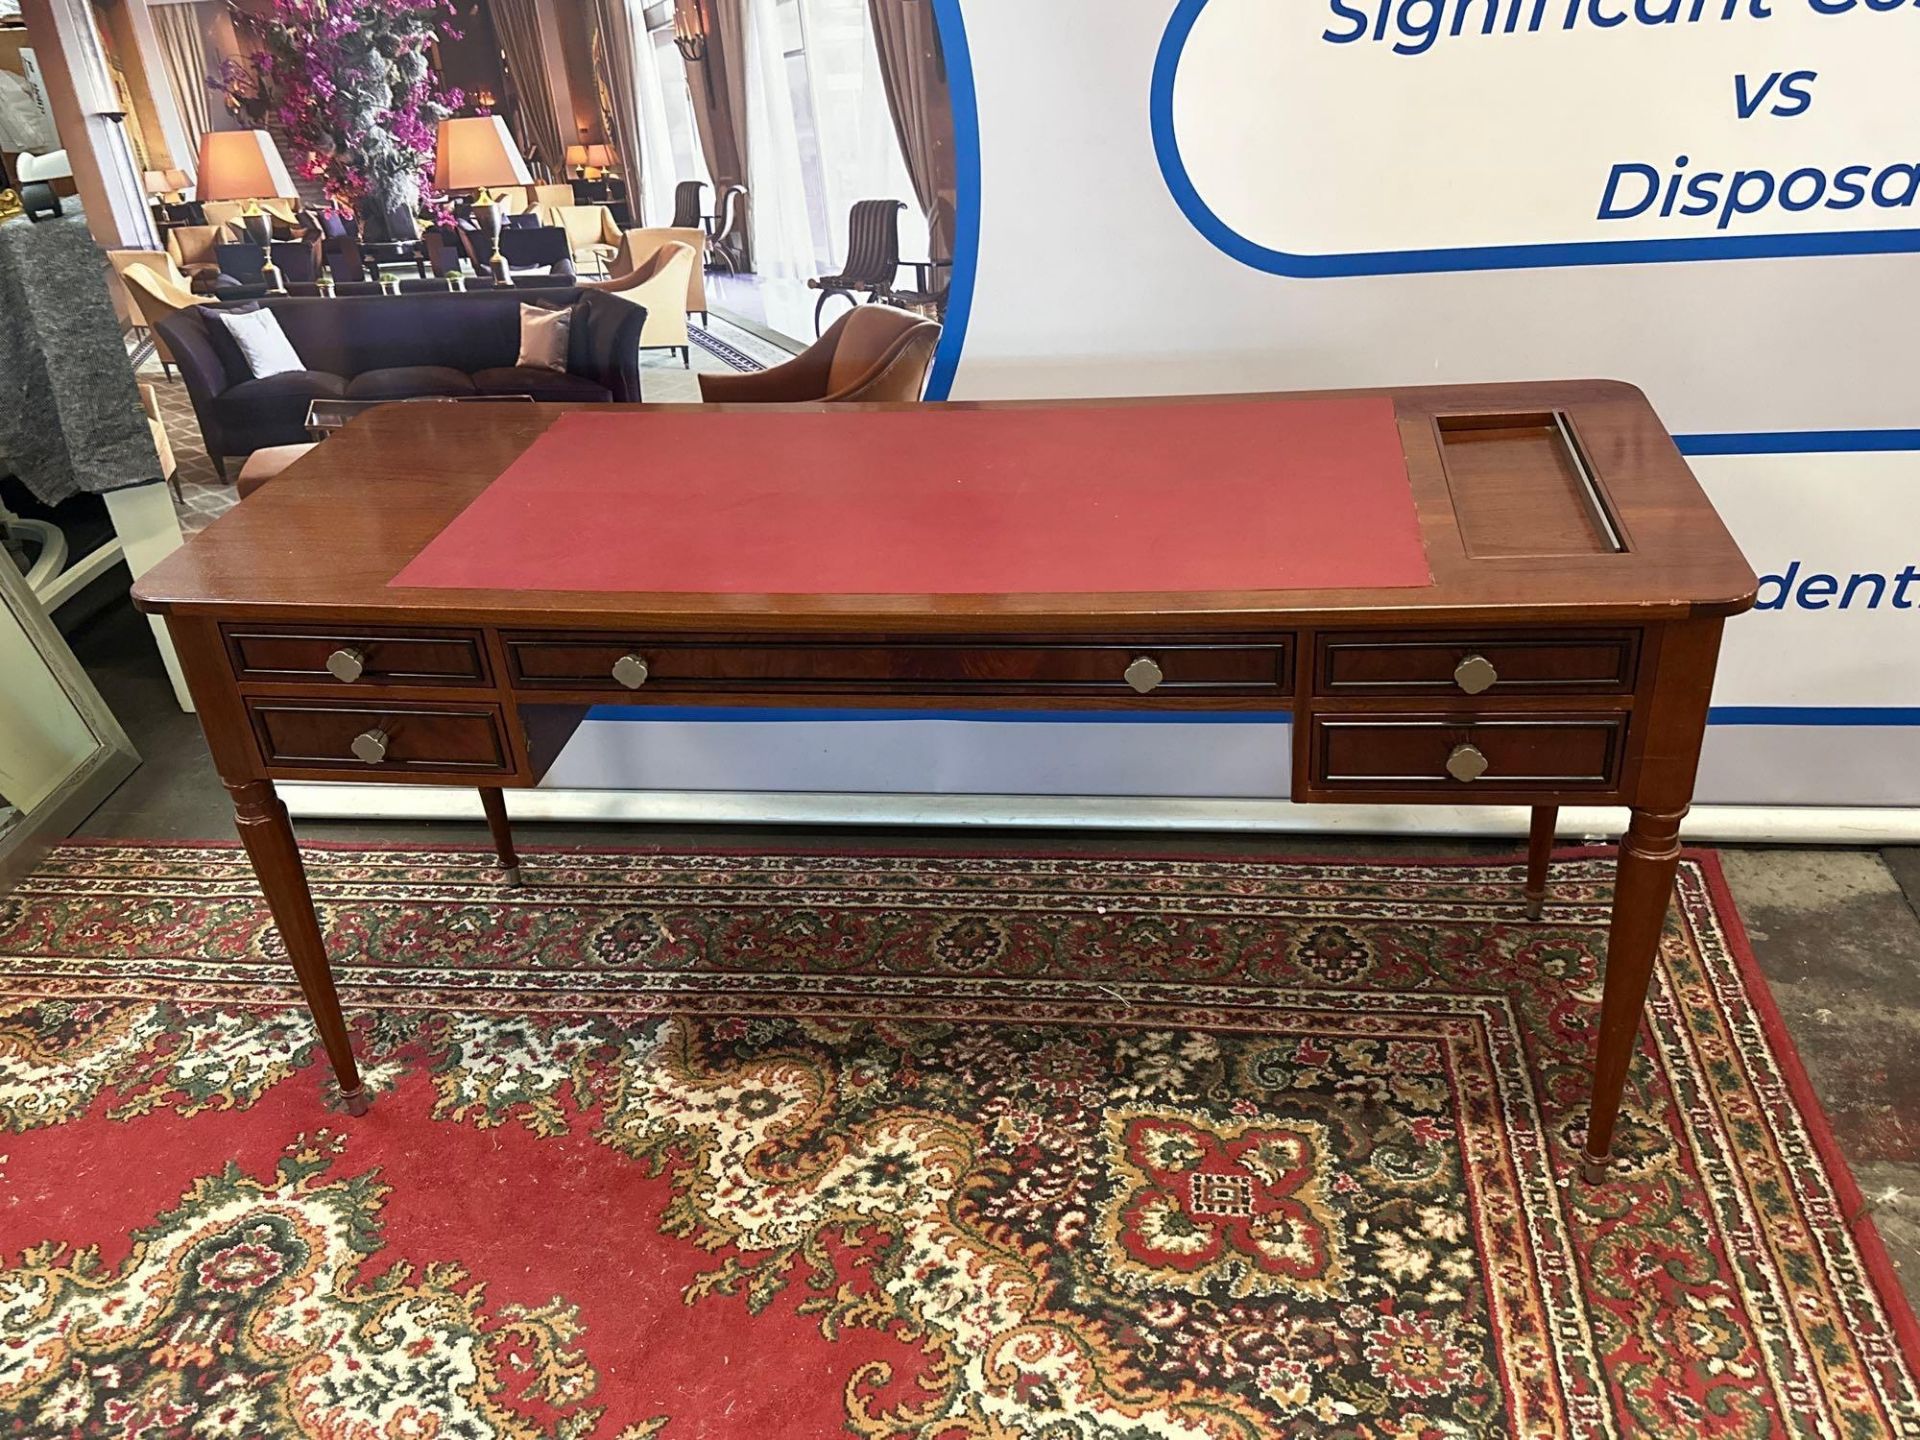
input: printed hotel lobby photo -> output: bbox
[4,0,1920,1433]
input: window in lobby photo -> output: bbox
[618,0,958,342]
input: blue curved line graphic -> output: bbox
[1151,0,1920,277]
[923,0,980,399]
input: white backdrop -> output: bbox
[943,0,1919,809]
[535,0,1918,823]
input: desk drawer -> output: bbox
[247,700,512,775]
[1307,712,1627,794]
[1314,630,1639,698]
[503,635,1293,698]
[224,626,490,688]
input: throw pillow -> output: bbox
[205,304,305,381]
[517,303,573,373]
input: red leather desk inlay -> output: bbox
[390,398,1430,595]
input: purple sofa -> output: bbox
[155,288,646,478]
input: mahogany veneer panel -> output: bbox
[133,383,1756,627]
[1308,711,1628,795]
[1315,629,1640,696]
[503,634,1293,697]
[247,700,512,776]
[1434,411,1624,560]
[225,625,491,687]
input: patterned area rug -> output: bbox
[1,843,1915,1439]
[691,317,791,372]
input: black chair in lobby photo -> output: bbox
[272,241,320,285]
[495,224,577,279]
[671,179,707,231]
[213,242,267,286]
[359,204,429,278]
[215,240,321,288]
[807,198,906,334]
[708,183,750,276]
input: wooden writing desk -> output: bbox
[132,381,1756,1181]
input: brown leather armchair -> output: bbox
[698,305,941,404]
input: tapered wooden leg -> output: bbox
[1582,805,1686,1181]
[228,779,367,1113]
[1524,805,1557,920]
[479,786,520,885]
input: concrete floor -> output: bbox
[49,586,1920,1314]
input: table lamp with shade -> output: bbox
[196,130,299,287]
[565,143,589,179]
[435,116,531,286]
[143,167,194,203]
[583,144,615,180]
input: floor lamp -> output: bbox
[196,131,299,291]
[434,117,532,287]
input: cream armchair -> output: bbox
[199,200,244,232]
[108,248,188,328]
[119,259,215,379]
[544,204,623,277]
[498,183,575,217]
[201,198,299,235]
[585,241,694,364]
[140,383,177,489]
[609,227,708,325]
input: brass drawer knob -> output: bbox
[1445,743,1489,782]
[326,647,366,683]
[1453,653,1498,695]
[1124,655,1164,694]
[611,654,651,690]
[350,728,390,765]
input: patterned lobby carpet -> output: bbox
[0,844,1915,1439]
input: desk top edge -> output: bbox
[132,381,1759,625]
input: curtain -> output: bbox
[683,0,747,190]
[797,0,923,269]
[591,0,647,218]
[741,0,814,282]
[632,22,689,225]
[491,0,567,179]
[865,0,955,263]
[150,2,212,160]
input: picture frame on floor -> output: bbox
[0,551,139,894]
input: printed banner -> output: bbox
[545,0,1917,814]
[1158,0,1920,268]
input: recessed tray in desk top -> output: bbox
[1434,411,1626,560]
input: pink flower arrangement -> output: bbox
[246,0,466,217]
